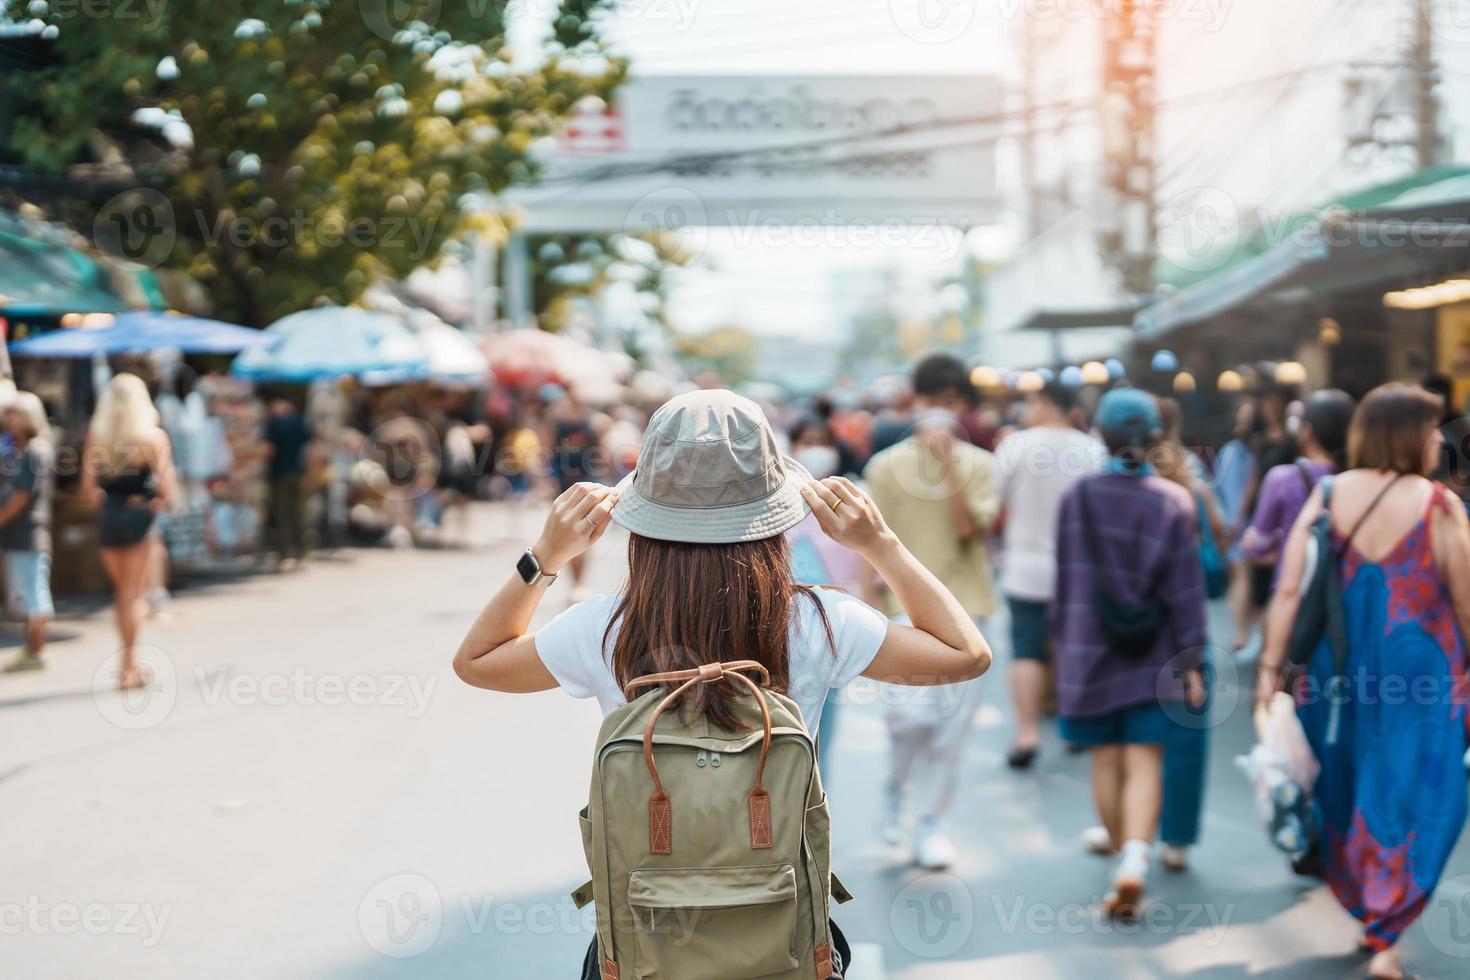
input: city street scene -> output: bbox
[4,2,1470,978]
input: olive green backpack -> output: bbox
[571,660,851,979]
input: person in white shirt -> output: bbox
[453,392,994,965]
[994,382,1105,769]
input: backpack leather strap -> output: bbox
[638,661,775,853]
[622,659,771,700]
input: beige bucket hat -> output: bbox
[611,389,814,544]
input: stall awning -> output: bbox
[0,214,129,318]
[1136,167,1470,340]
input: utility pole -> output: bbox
[1411,0,1440,168]
[1019,14,1041,242]
[1097,1,1157,297]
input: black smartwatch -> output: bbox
[516,549,558,587]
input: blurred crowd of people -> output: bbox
[4,340,1468,976]
[756,356,1470,980]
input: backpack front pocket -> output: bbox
[627,864,798,980]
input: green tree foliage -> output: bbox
[4,0,625,325]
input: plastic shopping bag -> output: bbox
[1233,692,1319,858]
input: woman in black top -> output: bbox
[81,374,177,690]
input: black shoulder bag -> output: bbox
[1284,474,1402,669]
[1078,480,1168,659]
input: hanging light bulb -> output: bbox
[1173,371,1196,393]
[1016,370,1046,393]
[970,365,1001,389]
[1104,357,1127,379]
[1317,317,1341,345]
[1151,349,1179,372]
[1275,361,1308,385]
[1080,361,1110,385]
[1060,365,1083,387]
[1217,369,1244,392]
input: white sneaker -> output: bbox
[1081,825,1115,855]
[914,820,956,870]
[1105,840,1151,920]
[1159,844,1189,872]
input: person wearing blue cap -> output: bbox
[1051,387,1207,920]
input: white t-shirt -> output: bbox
[995,425,1106,602]
[534,588,889,727]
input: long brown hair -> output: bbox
[607,532,834,731]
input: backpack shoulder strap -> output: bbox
[1295,459,1316,493]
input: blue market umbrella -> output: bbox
[231,306,430,385]
[8,311,269,358]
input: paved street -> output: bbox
[3,502,1468,979]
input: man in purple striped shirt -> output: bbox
[1053,388,1206,919]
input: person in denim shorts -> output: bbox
[0,392,55,672]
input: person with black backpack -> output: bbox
[1052,388,1207,920]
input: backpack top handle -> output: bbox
[621,659,771,701]
[629,661,775,855]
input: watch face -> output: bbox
[516,550,540,584]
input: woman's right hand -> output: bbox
[801,477,896,558]
[532,482,618,573]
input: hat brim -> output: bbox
[610,455,815,544]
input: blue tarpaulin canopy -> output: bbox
[230,305,430,385]
[8,311,268,357]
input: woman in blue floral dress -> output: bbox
[1259,384,1470,980]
